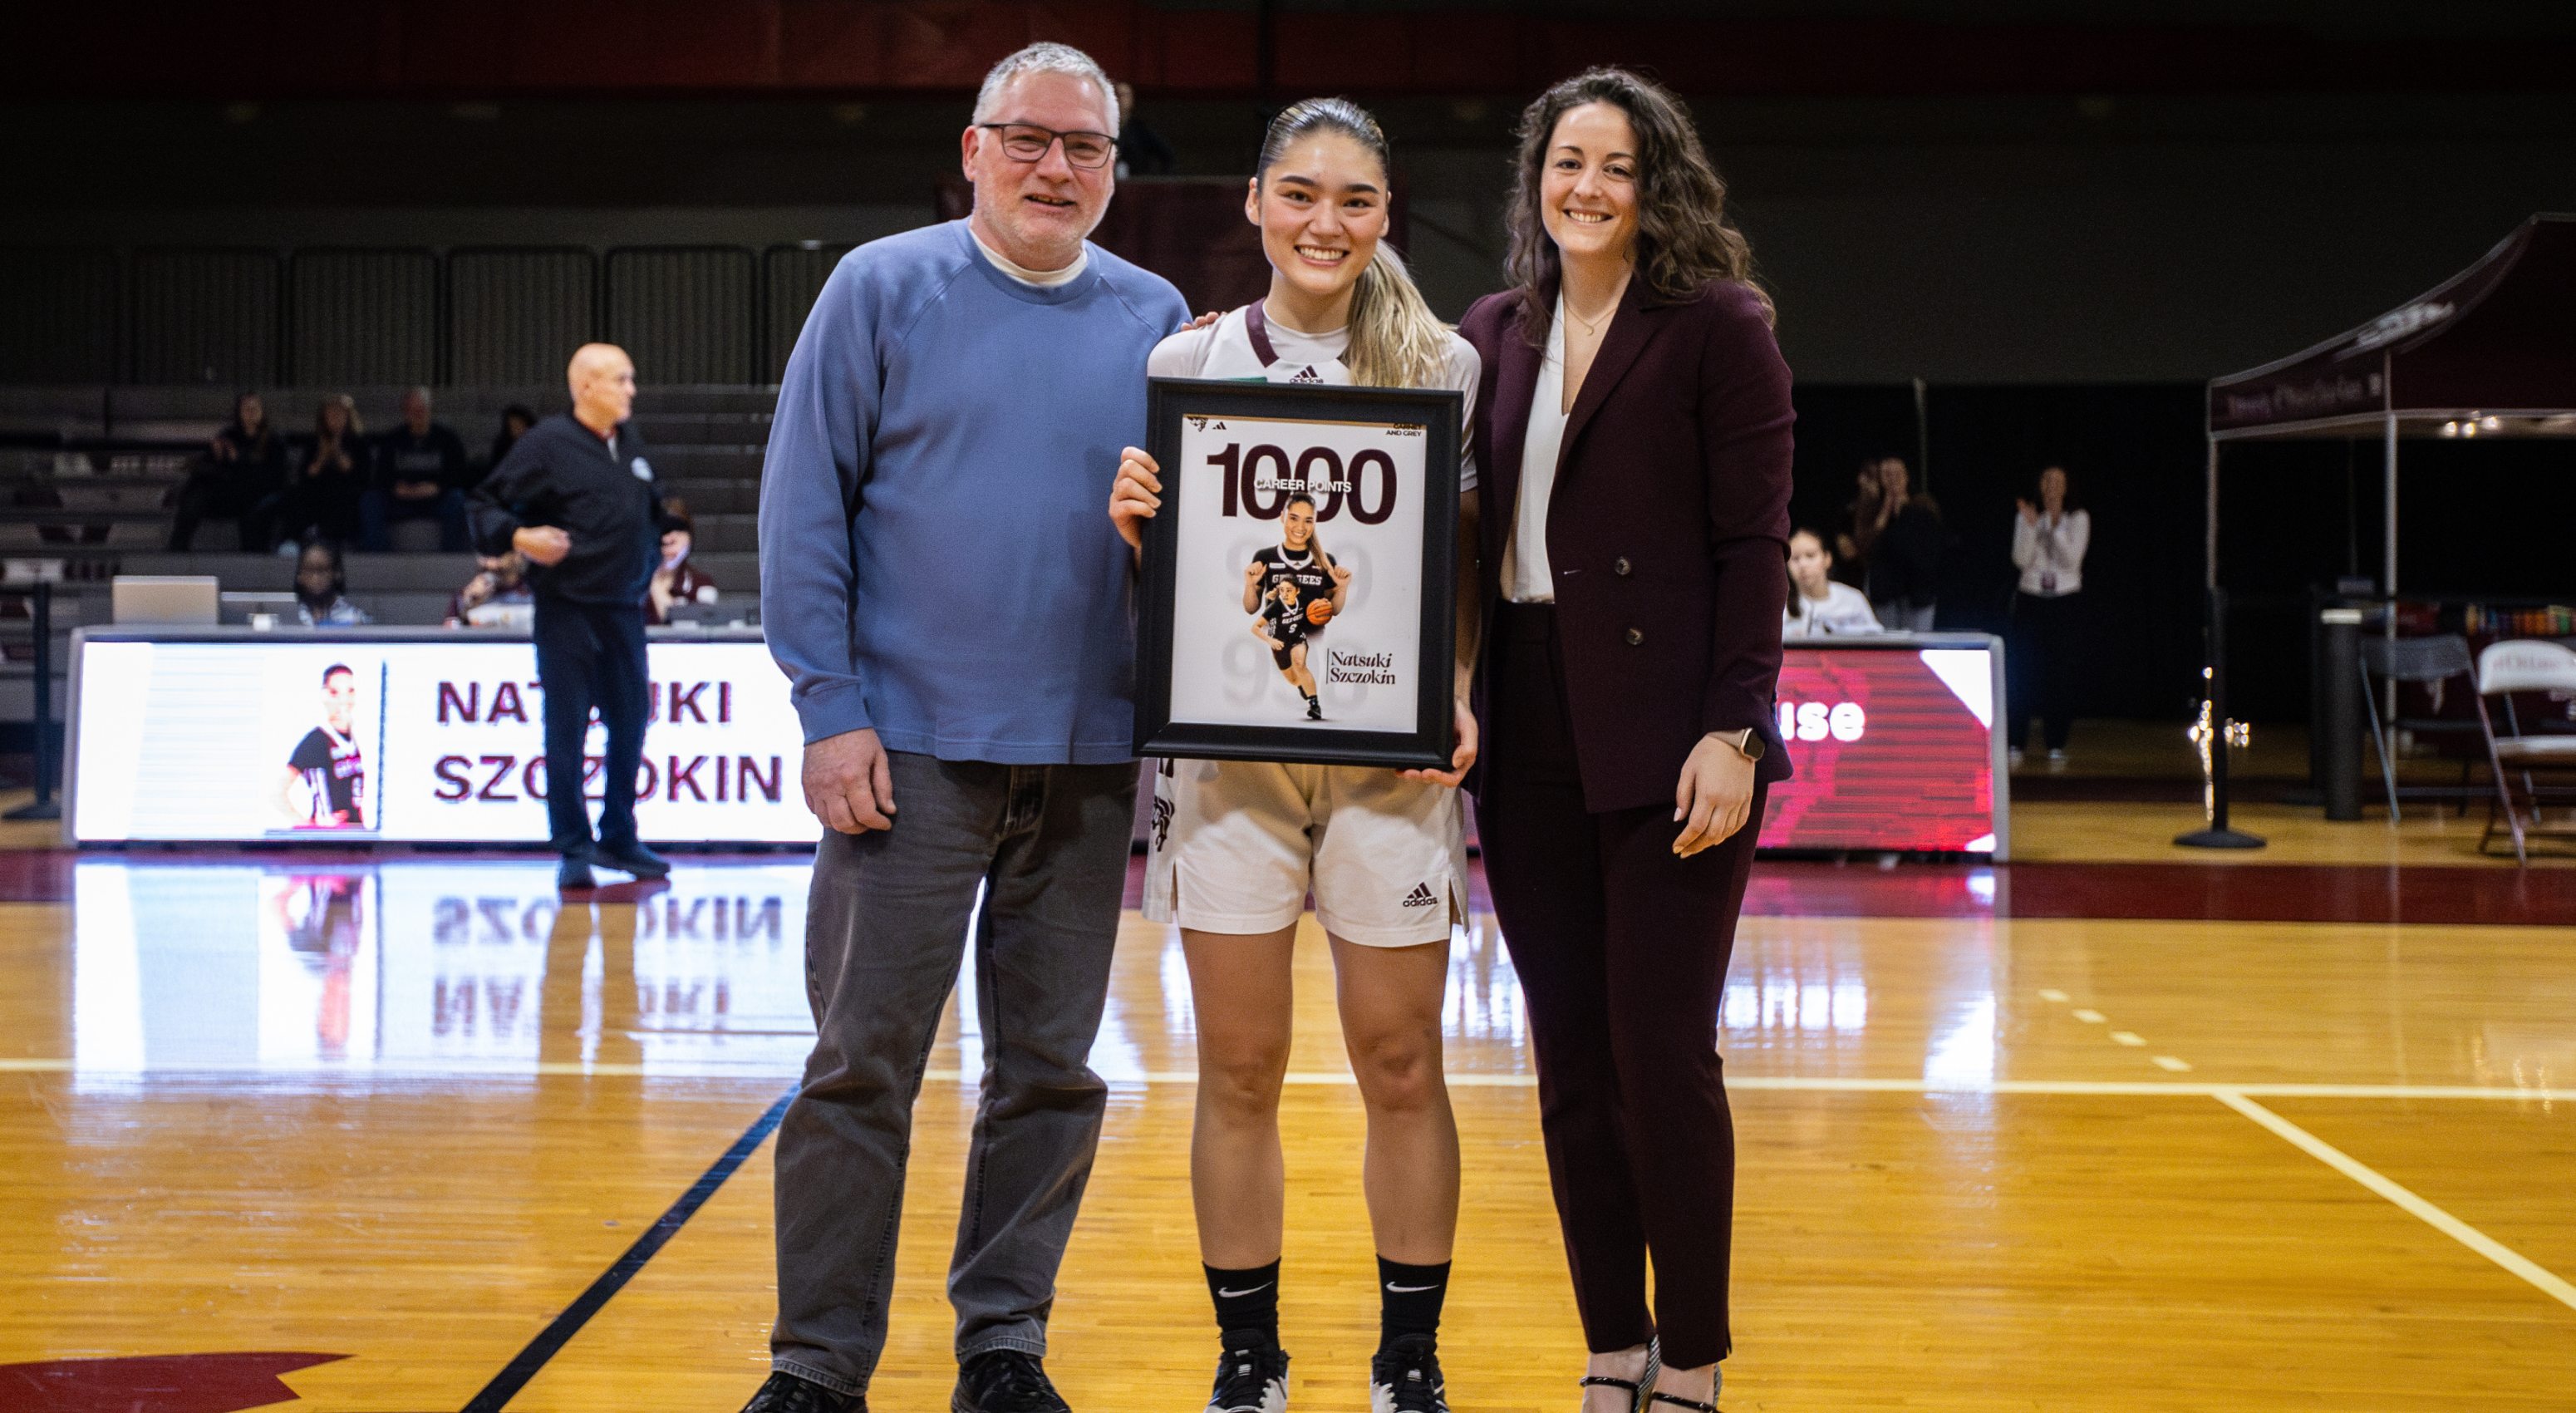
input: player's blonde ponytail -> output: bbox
[1345,241,1449,391]
[1256,97,1452,391]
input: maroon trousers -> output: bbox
[1474,603,1765,1370]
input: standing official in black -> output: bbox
[469,342,675,890]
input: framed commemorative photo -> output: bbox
[1134,377,1462,771]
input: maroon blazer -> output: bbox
[1458,276,1796,812]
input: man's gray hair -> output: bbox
[971,42,1118,134]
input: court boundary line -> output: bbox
[11,1057,2576,1103]
[456,1085,795,1413]
[2214,1088,2576,1314]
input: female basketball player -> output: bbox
[1109,97,1482,1413]
[1246,492,1351,719]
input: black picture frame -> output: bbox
[1134,377,1462,771]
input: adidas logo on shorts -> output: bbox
[1401,882,1438,908]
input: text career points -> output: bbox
[435,678,739,725]
[1207,442,1401,524]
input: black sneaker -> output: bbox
[594,839,671,879]
[556,853,596,891]
[953,1349,1070,1413]
[1204,1334,1290,1413]
[1369,1335,1447,1413]
[1305,696,1323,721]
[740,1370,864,1413]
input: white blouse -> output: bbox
[1502,294,1570,603]
[2012,508,2090,597]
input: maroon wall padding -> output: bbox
[14,2,2576,101]
[937,177,1272,317]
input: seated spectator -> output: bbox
[445,550,536,629]
[645,500,720,624]
[293,541,372,626]
[361,386,470,552]
[265,396,367,553]
[169,391,288,551]
[1783,527,1883,638]
[481,404,537,489]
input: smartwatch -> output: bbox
[1715,727,1765,763]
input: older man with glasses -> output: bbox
[744,42,1189,1413]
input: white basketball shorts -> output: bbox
[1143,758,1468,948]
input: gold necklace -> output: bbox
[1566,299,1613,340]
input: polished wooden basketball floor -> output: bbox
[3,824,2573,1409]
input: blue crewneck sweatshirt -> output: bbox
[759,219,1188,762]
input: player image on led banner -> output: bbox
[276,662,372,832]
[1167,411,1426,736]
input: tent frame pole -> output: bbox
[2179,430,2264,848]
[2204,435,2219,590]
[2382,409,2400,603]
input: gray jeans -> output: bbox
[771,750,1138,1396]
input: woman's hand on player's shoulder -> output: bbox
[1109,446,1162,556]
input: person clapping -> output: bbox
[2008,465,2090,764]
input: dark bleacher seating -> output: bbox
[2,386,775,728]
[1,385,774,559]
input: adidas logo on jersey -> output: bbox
[1289,365,1324,383]
[1401,882,1438,908]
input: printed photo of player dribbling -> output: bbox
[1243,491,1352,721]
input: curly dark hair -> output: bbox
[1503,67,1769,345]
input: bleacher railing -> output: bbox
[0,243,837,389]
[3,581,62,820]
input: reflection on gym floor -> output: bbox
[61,859,1953,1087]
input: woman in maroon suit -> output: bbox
[1457,69,1794,1413]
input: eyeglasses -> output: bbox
[976,122,1118,170]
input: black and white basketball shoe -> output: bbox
[1369,1335,1448,1413]
[1204,1338,1290,1413]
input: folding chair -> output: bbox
[2473,638,2576,864]
[2357,633,2483,823]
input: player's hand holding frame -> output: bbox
[1109,446,1162,560]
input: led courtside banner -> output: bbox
[68,630,2001,855]
[66,630,814,844]
[1754,637,2008,857]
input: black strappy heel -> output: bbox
[1648,1395,1718,1413]
[1576,1342,1660,1412]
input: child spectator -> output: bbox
[1783,527,1883,637]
